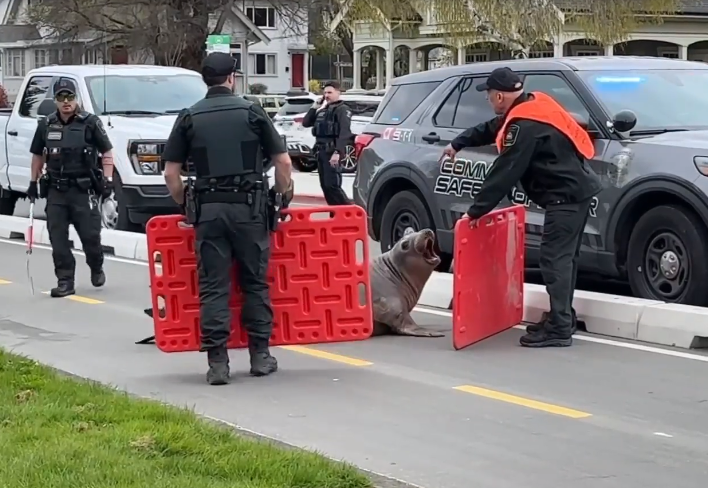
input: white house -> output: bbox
[348,1,708,89]
[214,1,310,94]
[0,0,309,101]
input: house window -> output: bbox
[465,52,488,63]
[246,7,276,28]
[574,49,601,56]
[249,53,277,75]
[34,49,49,68]
[530,51,554,58]
[6,49,25,77]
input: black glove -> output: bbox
[27,181,38,202]
[101,178,113,199]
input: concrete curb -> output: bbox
[414,272,708,350]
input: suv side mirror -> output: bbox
[611,110,637,133]
[37,99,55,118]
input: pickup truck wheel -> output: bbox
[292,156,317,173]
[627,205,708,306]
[379,190,452,272]
[0,189,19,216]
[103,173,142,233]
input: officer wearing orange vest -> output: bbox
[442,67,602,349]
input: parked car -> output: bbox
[353,56,708,306]
[274,94,383,173]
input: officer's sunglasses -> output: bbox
[55,93,76,102]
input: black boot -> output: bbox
[50,280,75,298]
[91,269,106,287]
[520,324,573,348]
[206,347,230,385]
[249,339,278,377]
[526,311,579,335]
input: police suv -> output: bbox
[354,56,708,306]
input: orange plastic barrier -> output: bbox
[452,206,526,350]
[146,206,372,353]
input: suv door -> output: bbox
[419,75,503,231]
[520,72,611,257]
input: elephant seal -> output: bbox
[370,228,444,337]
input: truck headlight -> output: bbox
[694,156,708,177]
[128,141,163,175]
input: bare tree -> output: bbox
[25,0,235,71]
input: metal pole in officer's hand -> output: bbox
[26,201,35,295]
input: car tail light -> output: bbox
[294,116,304,124]
[354,134,376,160]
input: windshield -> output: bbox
[277,98,315,116]
[578,69,708,132]
[85,74,207,115]
[344,100,380,117]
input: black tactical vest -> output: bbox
[44,112,95,177]
[187,95,262,183]
[312,102,340,139]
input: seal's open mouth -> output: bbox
[422,237,440,264]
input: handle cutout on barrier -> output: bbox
[152,252,163,277]
[309,211,334,221]
[156,295,166,319]
[355,239,365,266]
[358,283,367,306]
[280,213,293,223]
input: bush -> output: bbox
[249,83,268,94]
[308,79,322,94]
[0,84,9,108]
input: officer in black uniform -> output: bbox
[442,67,603,348]
[27,77,115,298]
[162,52,294,386]
[302,80,352,205]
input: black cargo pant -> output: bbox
[195,201,273,352]
[315,144,351,206]
[45,186,103,283]
[538,198,593,335]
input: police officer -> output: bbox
[27,77,115,298]
[441,67,603,348]
[302,81,352,205]
[162,52,294,386]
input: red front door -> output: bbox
[291,53,304,88]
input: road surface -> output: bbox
[11,197,634,297]
[0,238,707,488]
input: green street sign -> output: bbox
[206,34,231,53]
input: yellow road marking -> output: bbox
[41,291,104,305]
[280,345,373,367]
[0,279,11,284]
[453,385,592,419]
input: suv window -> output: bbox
[277,97,315,116]
[344,100,380,117]
[19,76,53,118]
[434,77,496,129]
[375,81,440,125]
[523,74,591,123]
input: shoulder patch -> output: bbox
[503,124,520,147]
[95,117,107,135]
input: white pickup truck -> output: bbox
[0,64,209,231]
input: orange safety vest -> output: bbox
[495,92,595,160]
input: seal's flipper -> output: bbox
[391,312,445,338]
[135,335,155,345]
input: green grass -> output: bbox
[0,349,373,488]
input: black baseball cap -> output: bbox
[53,77,77,96]
[476,67,524,92]
[201,52,238,77]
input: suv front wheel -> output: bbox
[379,189,452,272]
[626,204,708,306]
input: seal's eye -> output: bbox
[400,239,410,251]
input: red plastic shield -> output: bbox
[146,206,372,352]
[452,206,526,350]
